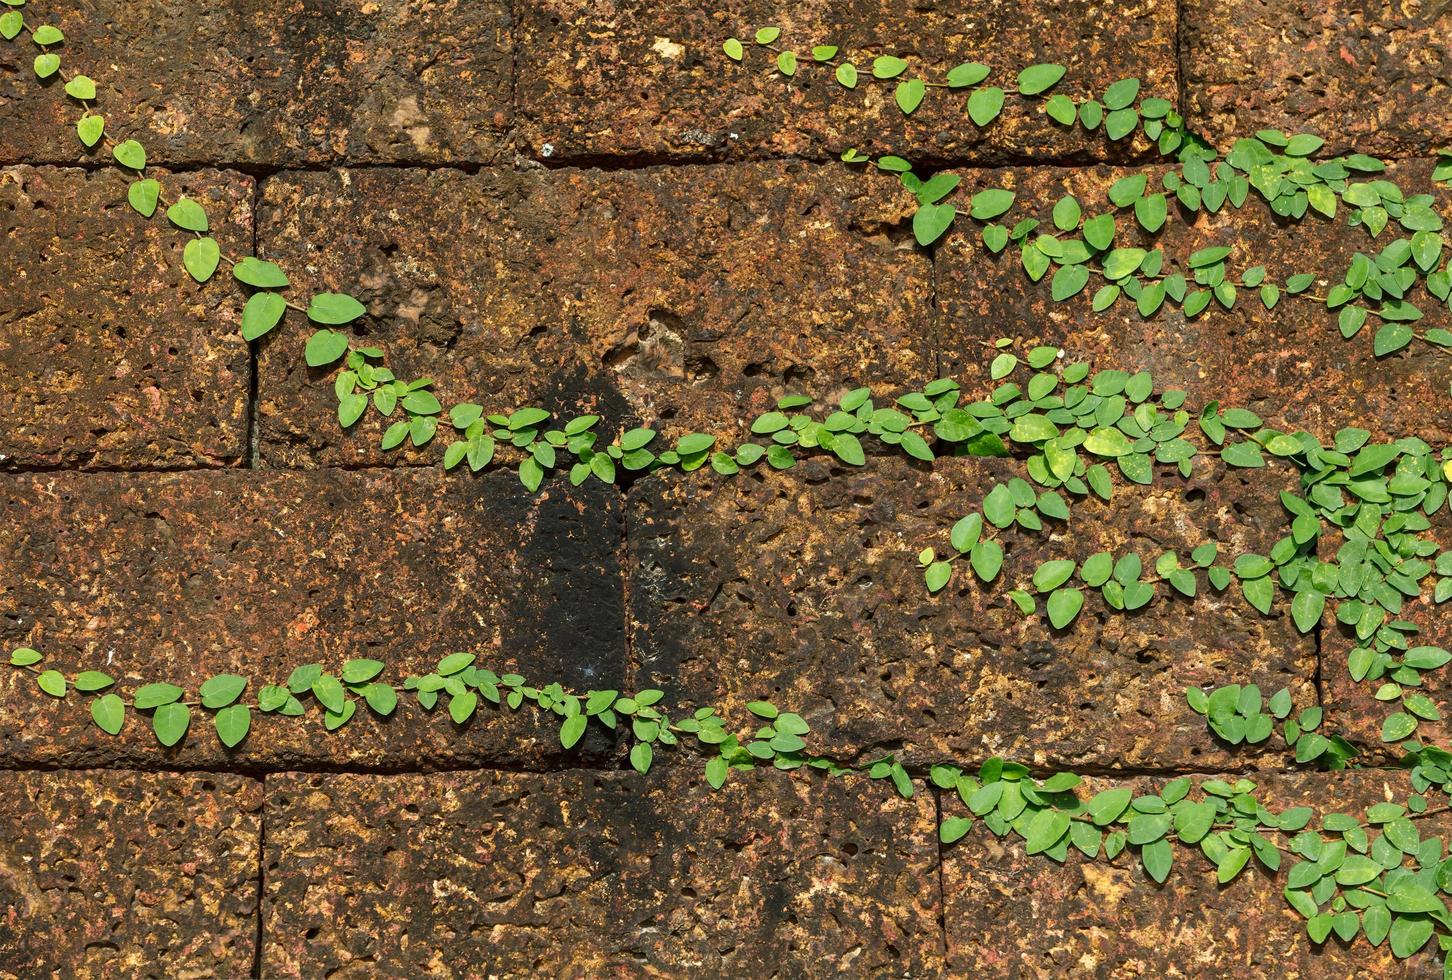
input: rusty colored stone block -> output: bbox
[262,766,941,976]
[942,768,1445,976]
[1183,0,1452,159]
[0,770,260,978]
[254,162,929,468]
[0,166,250,468]
[0,468,623,768]
[627,454,1315,770]
[0,0,512,167]
[934,158,1452,444]
[516,0,1179,165]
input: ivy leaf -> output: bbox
[36,670,66,697]
[913,202,955,246]
[722,38,743,61]
[10,648,43,667]
[0,11,21,41]
[970,539,1003,582]
[240,292,287,341]
[183,237,220,283]
[152,702,191,747]
[166,198,209,233]
[560,713,588,749]
[1291,589,1325,634]
[134,682,184,709]
[32,24,64,45]
[363,684,398,716]
[946,62,990,88]
[969,188,1015,220]
[925,561,952,593]
[33,53,61,79]
[311,673,345,713]
[341,658,385,684]
[872,55,908,79]
[1046,587,1085,628]
[127,178,160,217]
[76,114,105,147]
[74,670,114,692]
[1016,63,1066,96]
[213,704,251,748]
[895,78,926,115]
[449,690,478,724]
[1141,838,1173,883]
[1372,324,1413,357]
[630,741,654,773]
[233,257,290,289]
[113,139,147,170]
[304,329,350,367]
[307,292,367,325]
[967,86,1005,126]
[90,694,126,736]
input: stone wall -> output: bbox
[0,1,1448,975]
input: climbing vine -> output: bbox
[6,1,1452,969]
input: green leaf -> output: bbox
[32,24,64,44]
[967,86,1005,127]
[1024,809,1070,854]
[438,651,476,675]
[354,683,394,716]
[1141,838,1173,883]
[754,27,780,45]
[37,670,66,697]
[166,198,209,233]
[311,674,345,713]
[722,37,743,61]
[872,55,908,79]
[970,539,1003,582]
[90,694,125,735]
[76,114,105,147]
[1101,77,1141,111]
[233,257,290,289]
[134,682,184,709]
[183,237,220,283]
[1291,589,1325,634]
[307,293,366,325]
[449,690,478,724]
[969,189,1015,220]
[213,704,251,748]
[630,741,654,774]
[925,561,953,593]
[1017,63,1066,96]
[939,816,974,843]
[560,713,588,749]
[127,178,160,217]
[775,50,796,76]
[1033,560,1077,592]
[9,647,42,666]
[304,329,350,367]
[1389,913,1433,958]
[913,202,955,246]
[1088,787,1133,825]
[895,78,926,115]
[152,702,191,747]
[342,658,385,684]
[113,139,147,171]
[1372,324,1413,357]
[946,62,990,88]
[240,292,287,341]
[1046,588,1085,628]
[74,671,114,692]
[705,754,729,789]
[834,62,858,88]
[33,52,60,79]
[0,11,21,41]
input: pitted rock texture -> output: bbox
[942,769,1448,976]
[517,0,1178,166]
[0,166,251,468]
[0,469,623,768]
[935,158,1452,445]
[0,771,260,978]
[0,0,513,167]
[262,766,941,977]
[627,455,1315,770]
[1183,0,1452,159]
[254,162,929,468]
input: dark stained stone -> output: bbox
[0,468,624,769]
[1183,0,1452,159]
[0,166,251,468]
[626,455,1315,770]
[0,0,513,167]
[0,771,260,978]
[262,766,941,976]
[254,162,930,468]
[934,158,1452,444]
[516,0,1179,166]
[942,768,1447,976]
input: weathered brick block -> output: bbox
[935,159,1452,443]
[942,769,1445,976]
[255,162,930,467]
[0,771,260,978]
[263,766,941,976]
[0,0,512,166]
[627,455,1315,770]
[1183,0,1452,159]
[0,468,623,768]
[517,0,1179,165]
[0,166,250,468]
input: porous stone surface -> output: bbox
[0,770,261,978]
[0,0,513,167]
[262,766,941,976]
[516,0,1179,165]
[0,469,623,768]
[942,768,1448,976]
[0,166,251,468]
[254,162,929,468]
[1183,0,1452,158]
[627,455,1315,770]
[935,158,1452,444]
